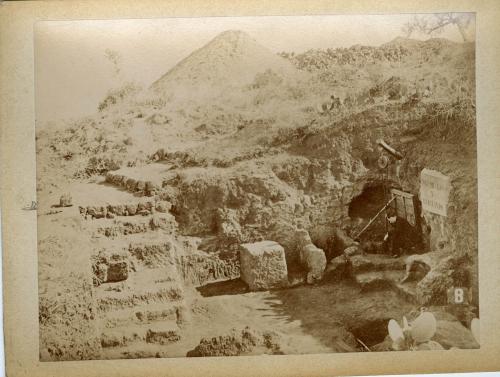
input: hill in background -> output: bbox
[151,30,305,101]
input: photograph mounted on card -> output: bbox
[2,2,500,377]
[34,12,479,361]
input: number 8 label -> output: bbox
[454,288,464,304]
[447,287,470,305]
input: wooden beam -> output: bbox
[353,196,396,240]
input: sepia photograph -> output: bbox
[33,13,481,361]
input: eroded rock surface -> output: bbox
[186,327,282,357]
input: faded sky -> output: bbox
[35,14,475,124]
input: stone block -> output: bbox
[239,241,288,290]
[106,261,128,282]
[300,243,326,284]
[59,193,72,207]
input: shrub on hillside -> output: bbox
[251,69,283,89]
[97,82,142,112]
[82,156,122,177]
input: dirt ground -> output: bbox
[100,279,418,358]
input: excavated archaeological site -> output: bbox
[37,29,479,360]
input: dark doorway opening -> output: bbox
[348,184,388,244]
[348,183,425,255]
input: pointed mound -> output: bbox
[150,30,302,98]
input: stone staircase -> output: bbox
[96,265,186,359]
[74,174,240,359]
[351,254,419,303]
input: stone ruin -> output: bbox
[239,230,328,290]
[294,229,327,284]
[239,241,288,290]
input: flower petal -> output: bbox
[403,316,410,331]
[388,319,404,342]
[411,312,437,343]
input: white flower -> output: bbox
[410,312,437,343]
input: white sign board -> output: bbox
[420,168,451,216]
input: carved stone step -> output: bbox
[350,254,406,273]
[354,270,405,291]
[100,320,180,348]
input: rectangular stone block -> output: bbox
[239,241,288,291]
[106,261,129,282]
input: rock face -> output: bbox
[180,253,239,286]
[433,318,479,349]
[239,241,288,290]
[402,252,473,306]
[324,254,349,281]
[333,227,357,254]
